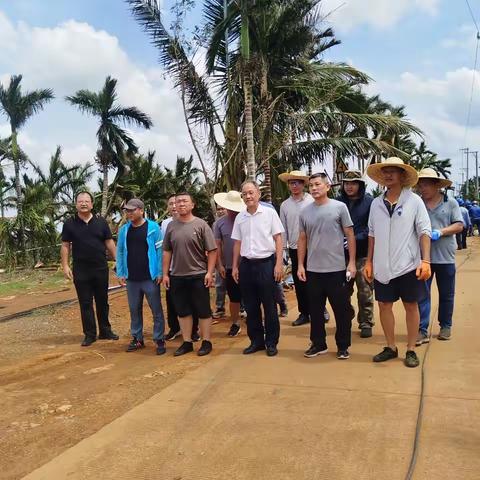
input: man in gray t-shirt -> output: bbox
[416,169,463,344]
[297,173,356,360]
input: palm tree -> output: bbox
[66,76,153,216]
[0,75,53,256]
[408,141,451,178]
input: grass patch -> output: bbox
[0,269,68,297]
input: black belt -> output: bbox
[241,255,274,263]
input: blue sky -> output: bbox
[0,0,479,190]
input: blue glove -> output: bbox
[431,230,442,241]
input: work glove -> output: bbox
[431,230,442,241]
[416,260,431,281]
[363,259,373,283]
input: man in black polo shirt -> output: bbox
[61,191,119,346]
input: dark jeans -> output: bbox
[456,228,468,249]
[307,270,354,350]
[166,288,199,334]
[126,280,165,342]
[73,266,111,339]
[418,263,456,334]
[239,256,280,347]
[289,248,309,315]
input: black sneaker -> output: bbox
[266,345,278,357]
[192,331,201,342]
[98,331,119,340]
[81,336,96,347]
[165,329,181,341]
[303,345,328,358]
[404,350,420,368]
[126,338,145,352]
[279,308,288,318]
[212,309,226,319]
[156,340,166,355]
[373,347,398,363]
[337,349,350,360]
[227,324,241,337]
[197,340,212,356]
[174,341,194,357]
[360,327,372,338]
[291,314,309,326]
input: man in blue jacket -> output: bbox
[337,170,374,338]
[117,198,166,355]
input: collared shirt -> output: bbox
[279,193,314,249]
[368,188,431,284]
[231,203,284,259]
[213,215,235,269]
[426,197,463,264]
[61,214,112,269]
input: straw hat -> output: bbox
[367,157,418,187]
[417,167,452,188]
[342,170,366,184]
[213,190,246,212]
[278,170,309,183]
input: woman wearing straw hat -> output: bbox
[212,191,246,338]
[365,158,432,368]
[415,168,463,345]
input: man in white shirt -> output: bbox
[232,181,285,357]
[365,158,431,368]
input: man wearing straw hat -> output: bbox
[213,191,246,337]
[365,158,432,368]
[415,168,463,345]
[232,181,285,357]
[279,170,330,326]
[338,170,375,338]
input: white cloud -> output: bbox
[366,67,480,188]
[321,0,439,31]
[0,10,194,179]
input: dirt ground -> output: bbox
[0,287,252,480]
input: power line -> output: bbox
[465,0,480,33]
[463,33,480,146]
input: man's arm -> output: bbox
[297,231,307,282]
[363,236,374,283]
[60,242,73,280]
[232,240,241,283]
[204,249,217,287]
[439,222,464,237]
[105,239,116,261]
[215,239,226,277]
[162,250,172,289]
[416,233,432,281]
[273,233,283,282]
[343,225,356,277]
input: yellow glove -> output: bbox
[416,260,431,281]
[363,259,373,283]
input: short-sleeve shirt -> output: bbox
[126,221,150,281]
[213,215,236,269]
[231,204,284,259]
[427,197,463,264]
[161,217,173,237]
[299,199,353,273]
[163,217,217,276]
[61,215,112,269]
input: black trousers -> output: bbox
[73,266,111,339]
[456,228,468,249]
[307,270,354,350]
[239,255,280,347]
[289,248,309,316]
[166,287,199,334]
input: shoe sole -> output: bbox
[304,349,328,358]
[437,334,451,341]
[165,332,180,341]
[337,355,350,360]
[373,354,398,362]
[126,346,145,352]
[266,350,278,357]
[360,331,372,338]
[404,360,420,368]
[415,338,430,346]
[156,349,166,355]
[243,347,266,355]
[227,329,241,337]
[174,349,193,357]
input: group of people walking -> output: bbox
[61,156,464,367]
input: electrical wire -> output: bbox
[404,250,471,480]
[465,0,480,33]
[463,34,480,146]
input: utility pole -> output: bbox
[461,148,470,197]
[474,151,479,199]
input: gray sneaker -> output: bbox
[415,331,430,346]
[438,327,451,341]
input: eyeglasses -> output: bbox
[288,180,303,186]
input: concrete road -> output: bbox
[22,246,480,480]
